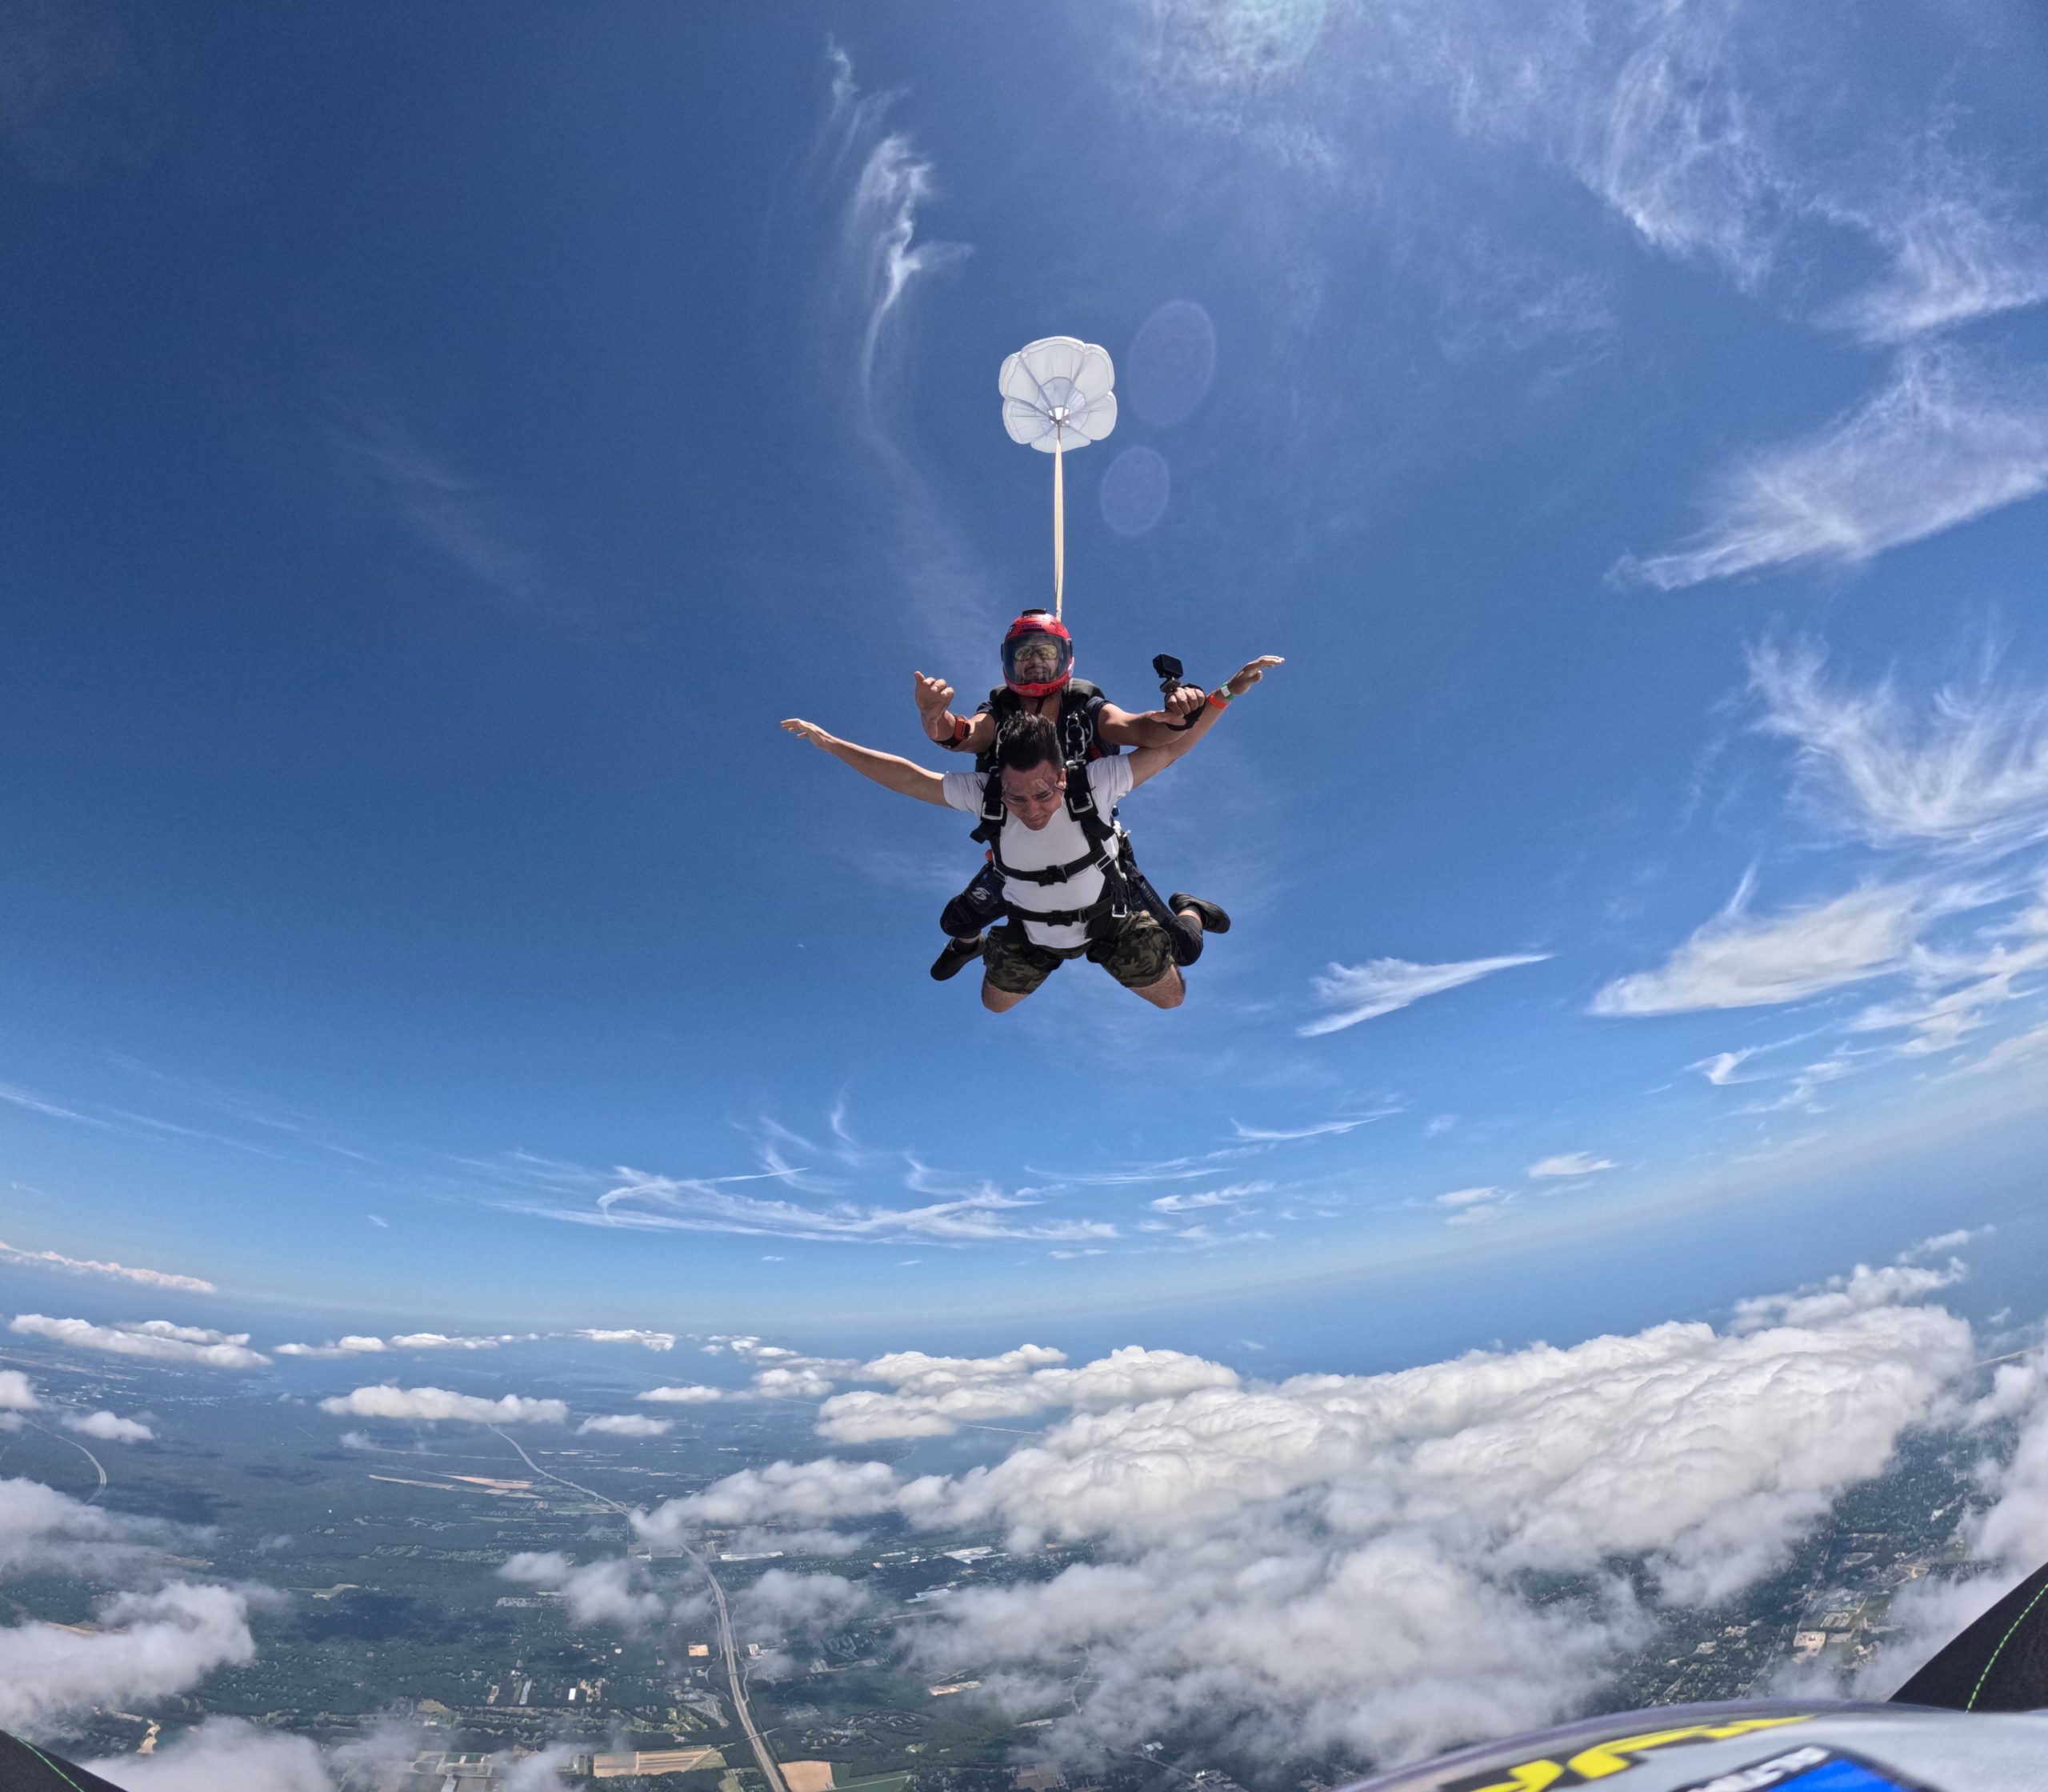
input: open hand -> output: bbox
[912,671,954,719]
[1224,655,1286,697]
[781,718,834,750]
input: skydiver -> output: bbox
[911,608,1222,982]
[781,654,1282,1013]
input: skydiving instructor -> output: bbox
[781,653,1282,1012]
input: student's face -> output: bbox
[999,762,1066,830]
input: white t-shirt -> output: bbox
[941,756,1138,950]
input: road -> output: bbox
[24,1418,106,1501]
[699,1550,788,1792]
[490,1428,787,1792]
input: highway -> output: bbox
[24,1418,107,1501]
[699,1547,788,1792]
[490,1429,786,1792]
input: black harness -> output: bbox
[970,683,1134,942]
[978,762,1134,937]
[970,682,1113,776]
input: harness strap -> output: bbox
[976,752,1135,943]
[994,845,1113,886]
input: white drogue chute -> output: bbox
[999,336,1118,619]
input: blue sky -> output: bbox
[7,0,2048,1359]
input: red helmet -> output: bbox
[1002,610,1074,698]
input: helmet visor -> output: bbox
[1003,631,1072,690]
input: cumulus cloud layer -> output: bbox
[9,1314,268,1369]
[502,1550,674,1629]
[316,1385,567,1426]
[578,1414,671,1438]
[638,1384,726,1404]
[86,1717,463,1791]
[816,1345,1239,1443]
[0,1474,174,1577]
[0,1582,256,1736]
[0,1475,265,1738]
[62,1410,154,1443]
[643,1271,1973,1766]
[278,1331,510,1358]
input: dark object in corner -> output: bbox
[0,1726,130,1790]
[1891,1557,2048,1712]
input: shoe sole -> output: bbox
[1166,894,1230,934]
[930,940,985,982]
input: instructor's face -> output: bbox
[999,764,1066,830]
[1012,640,1062,682]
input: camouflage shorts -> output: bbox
[982,911,1176,996]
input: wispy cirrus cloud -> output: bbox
[1527,1153,1616,1178]
[1616,348,2048,590]
[334,397,582,628]
[821,46,969,418]
[477,1109,1129,1250]
[1435,1186,1510,1227]
[1302,953,1549,1036]
[1149,1184,1270,1215]
[1966,1019,2048,1078]
[0,1238,213,1294]
[1691,1050,1758,1085]
[575,1168,1118,1247]
[1591,878,1937,1016]
[814,46,981,662]
[1752,643,2048,859]
[1230,1113,1394,1141]
[1828,181,2048,344]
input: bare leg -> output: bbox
[1130,965,1186,1010]
[982,978,1030,1014]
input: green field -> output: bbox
[835,1773,911,1792]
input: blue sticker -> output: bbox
[1674,1748,1934,1792]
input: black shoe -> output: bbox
[1167,894,1230,934]
[930,934,986,982]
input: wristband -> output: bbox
[1207,686,1233,709]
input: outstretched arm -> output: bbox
[782,718,953,806]
[1095,704,1188,750]
[1097,682,1208,749]
[1125,656,1284,790]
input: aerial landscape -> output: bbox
[6,1,2048,1788]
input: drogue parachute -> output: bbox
[999,336,1117,619]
